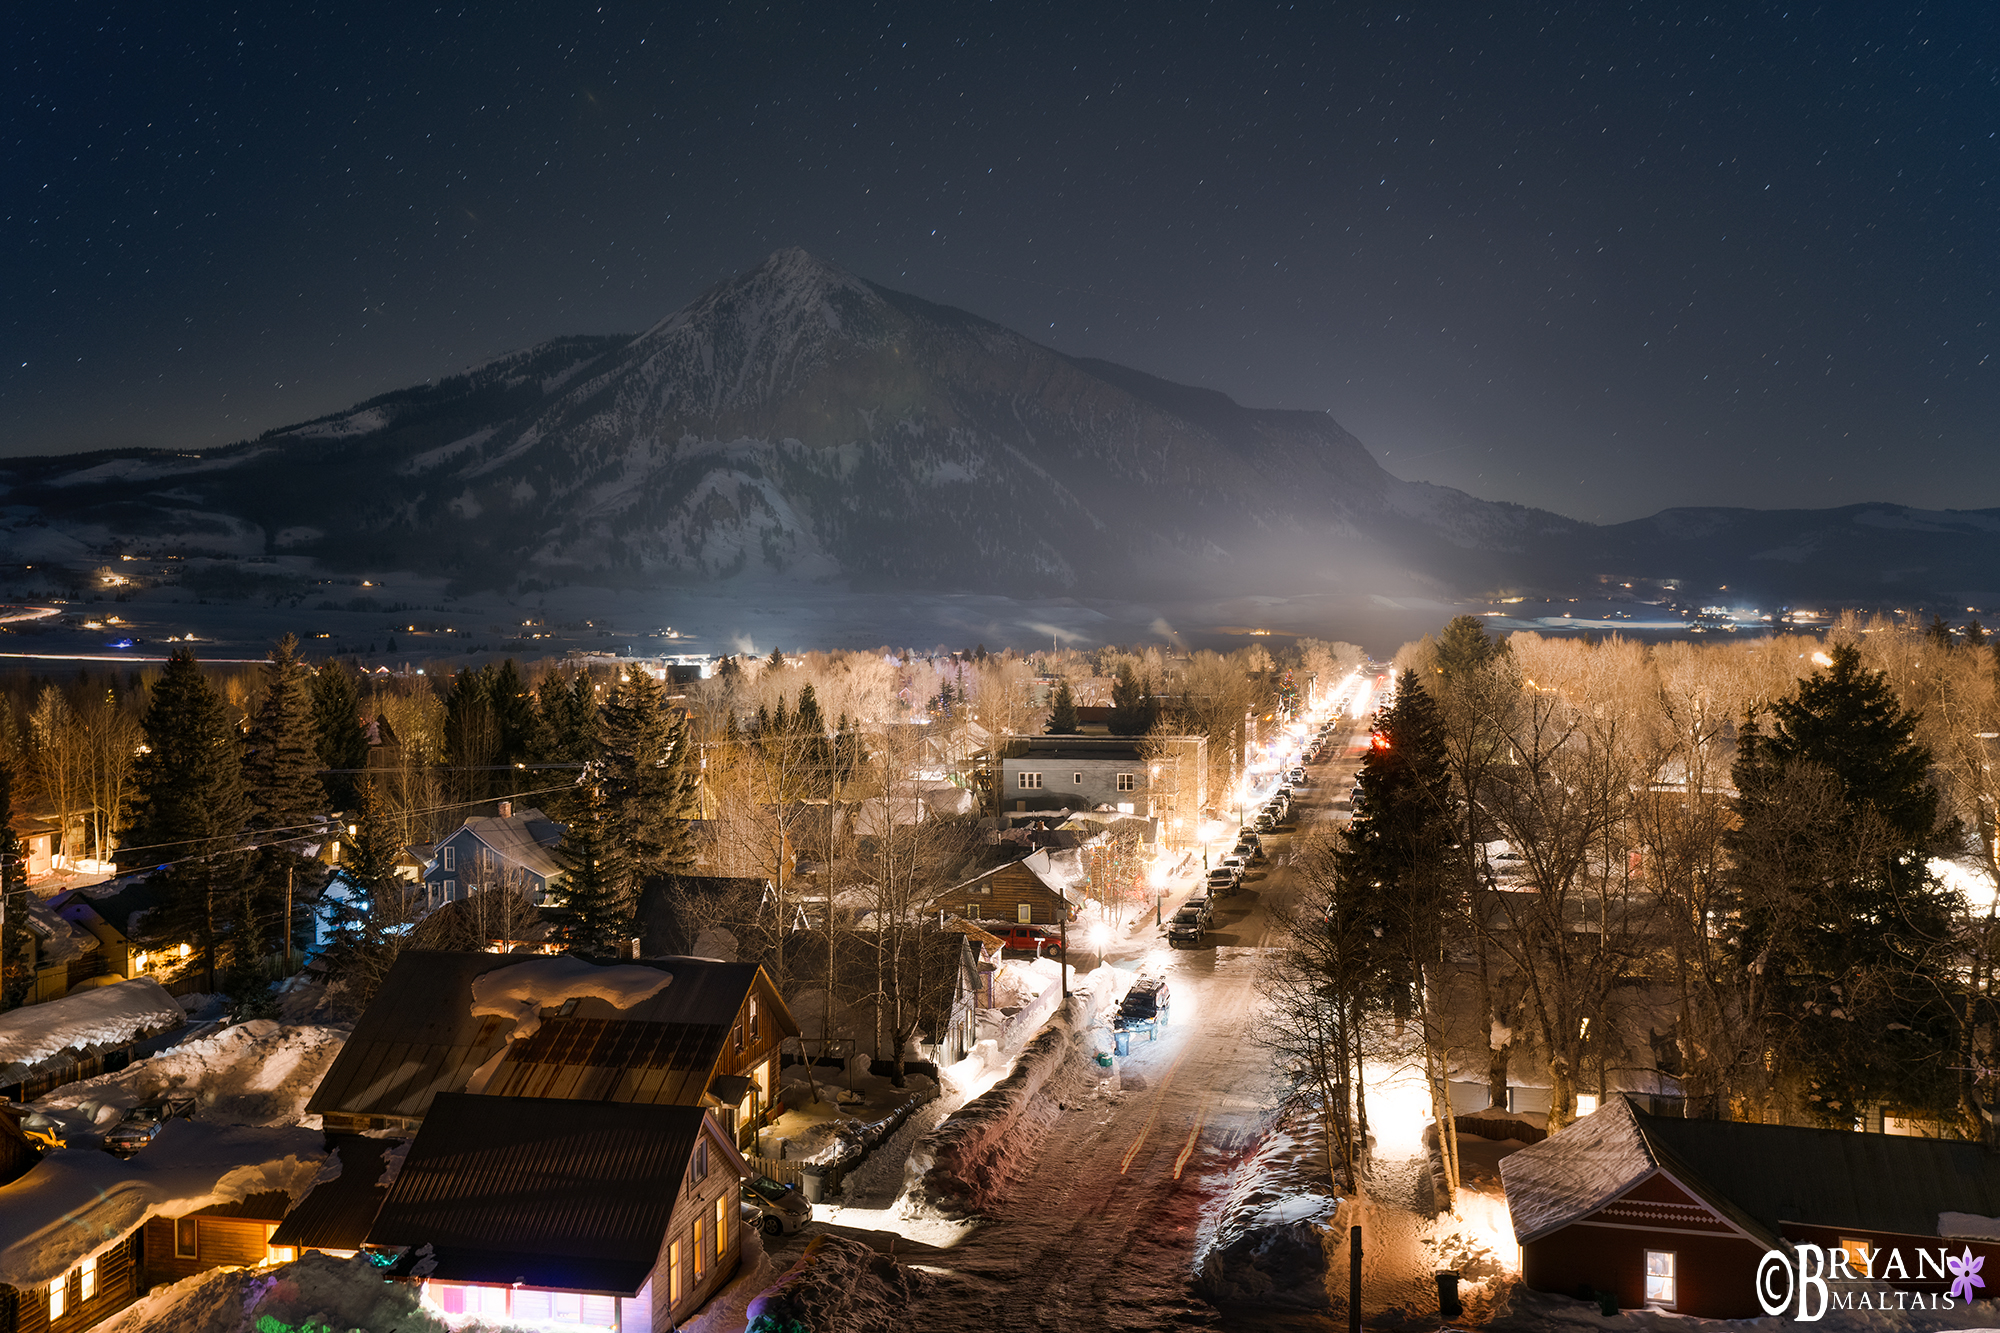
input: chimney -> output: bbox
[497,800,512,819]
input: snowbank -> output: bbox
[901,970,1119,1219]
[1941,1211,2000,1240]
[92,1249,497,1333]
[0,976,183,1076]
[467,956,672,1040]
[742,1233,937,1333]
[0,1120,325,1289]
[35,1020,345,1135]
[1194,1094,1343,1307]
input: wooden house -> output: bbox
[368,1092,748,1332]
[1502,1096,2000,1317]
[141,1191,296,1286]
[931,849,1078,926]
[305,950,799,1150]
[421,802,564,908]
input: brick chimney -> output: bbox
[497,800,512,819]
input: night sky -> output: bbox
[6,2,1995,523]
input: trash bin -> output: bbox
[1095,1052,1113,1067]
[1113,1029,1131,1056]
[799,1163,826,1204]
[1436,1271,1462,1319]
[1596,1290,1619,1317]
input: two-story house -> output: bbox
[999,734,1206,822]
[422,802,564,907]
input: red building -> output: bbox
[1502,1097,2000,1318]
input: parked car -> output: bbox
[1116,977,1171,1026]
[1254,812,1276,832]
[1206,867,1238,897]
[993,923,1065,956]
[741,1175,813,1235]
[1234,833,1264,861]
[1166,908,1206,947]
[1287,767,1307,785]
[1186,892,1214,924]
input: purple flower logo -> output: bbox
[1948,1248,1985,1304]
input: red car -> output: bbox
[992,924,1065,956]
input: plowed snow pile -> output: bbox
[743,1233,937,1333]
[1194,1094,1342,1306]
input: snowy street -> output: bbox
[761,717,1378,1330]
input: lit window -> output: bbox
[1838,1238,1873,1279]
[1072,772,1083,785]
[715,1194,729,1257]
[264,1224,296,1266]
[1644,1250,1676,1307]
[1576,1094,1600,1116]
[694,1218,706,1278]
[49,1276,65,1320]
[79,1254,96,1301]
[175,1217,199,1258]
[1116,773,1137,792]
[1018,772,1042,789]
[1017,903,1033,924]
[668,1240,683,1304]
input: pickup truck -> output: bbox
[1166,907,1206,947]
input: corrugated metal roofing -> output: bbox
[270,1135,395,1250]
[306,950,796,1122]
[366,1093,704,1294]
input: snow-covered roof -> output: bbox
[0,976,184,1077]
[21,893,99,965]
[0,1121,324,1289]
[442,807,564,881]
[1498,1096,1659,1245]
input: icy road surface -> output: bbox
[770,722,1376,1331]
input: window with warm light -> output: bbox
[175,1217,199,1258]
[669,1241,683,1303]
[1576,1093,1600,1116]
[49,1276,65,1320]
[693,1218,706,1278]
[1644,1250,1676,1307]
[1838,1238,1873,1278]
[715,1194,728,1257]
[79,1254,96,1301]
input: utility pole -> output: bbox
[1349,1225,1363,1333]
[283,866,293,972]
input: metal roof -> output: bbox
[306,950,797,1123]
[270,1135,395,1251]
[441,808,565,882]
[366,1093,708,1295]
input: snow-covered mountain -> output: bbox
[5,249,1997,607]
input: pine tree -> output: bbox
[1047,679,1080,734]
[0,758,33,1010]
[1108,663,1152,736]
[1434,614,1504,683]
[547,781,633,954]
[310,660,369,809]
[122,650,252,986]
[789,685,835,798]
[245,634,326,834]
[1726,643,1961,1124]
[490,659,538,765]
[443,665,498,804]
[597,666,693,878]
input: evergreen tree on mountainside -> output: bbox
[1336,671,1458,1016]
[122,651,253,985]
[309,660,369,809]
[0,759,32,1010]
[1726,643,1962,1126]
[547,780,634,955]
[1108,663,1157,736]
[1046,679,1080,734]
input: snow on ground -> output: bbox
[92,1249,511,1333]
[0,976,183,1075]
[32,1020,346,1139]
[743,1233,940,1333]
[1194,1093,1342,1307]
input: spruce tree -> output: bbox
[310,660,369,808]
[597,666,694,878]
[245,634,327,834]
[547,781,633,954]
[491,659,538,764]
[1108,663,1151,735]
[122,651,252,986]
[1726,643,1960,1123]
[789,685,835,798]
[443,665,498,804]
[0,758,32,1010]
[314,777,421,1014]
[1047,679,1080,734]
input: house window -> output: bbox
[749,997,760,1041]
[734,1019,744,1052]
[669,1240,683,1304]
[694,1140,710,1181]
[441,845,455,871]
[176,1217,199,1258]
[442,878,456,900]
[80,1254,97,1301]
[693,1217,707,1279]
[1073,772,1083,785]
[1576,1093,1600,1116]
[715,1195,729,1258]
[1838,1238,1873,1279]
[1116,773,1137,791]
[1018,772,1042,789]
[1017,903,1033,924]
[1644,1250,1676,1307]
[48,1276,65,1321]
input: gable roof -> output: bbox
[1501,1096,2000,1247]
[305,950,799,1124]
[365,1093,722,1294]
[268,1134,396,1252]
[937,849,1079,909]
[439,807,565,881]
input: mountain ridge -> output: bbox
[3,248,1997,609]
